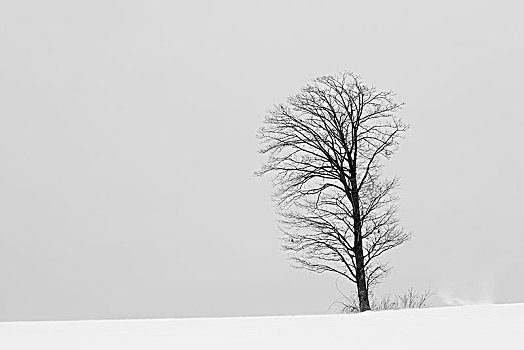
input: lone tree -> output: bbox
[257,71,410,312]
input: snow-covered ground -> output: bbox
[1,303,522,349]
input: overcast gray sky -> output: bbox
[1,0,523,321]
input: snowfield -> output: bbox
[1,303,522,349]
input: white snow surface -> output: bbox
[1,303,522,349]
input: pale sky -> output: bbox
[1,0,523,321]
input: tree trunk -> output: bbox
[354,241,371,312]
[349,174,371,312]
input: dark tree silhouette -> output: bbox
[257,71,410,312]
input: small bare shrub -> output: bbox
[331,284,435,313]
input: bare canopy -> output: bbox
[257,71,410,312]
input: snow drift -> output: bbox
[0,303,522,349]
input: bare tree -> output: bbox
[257,71,411,312]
